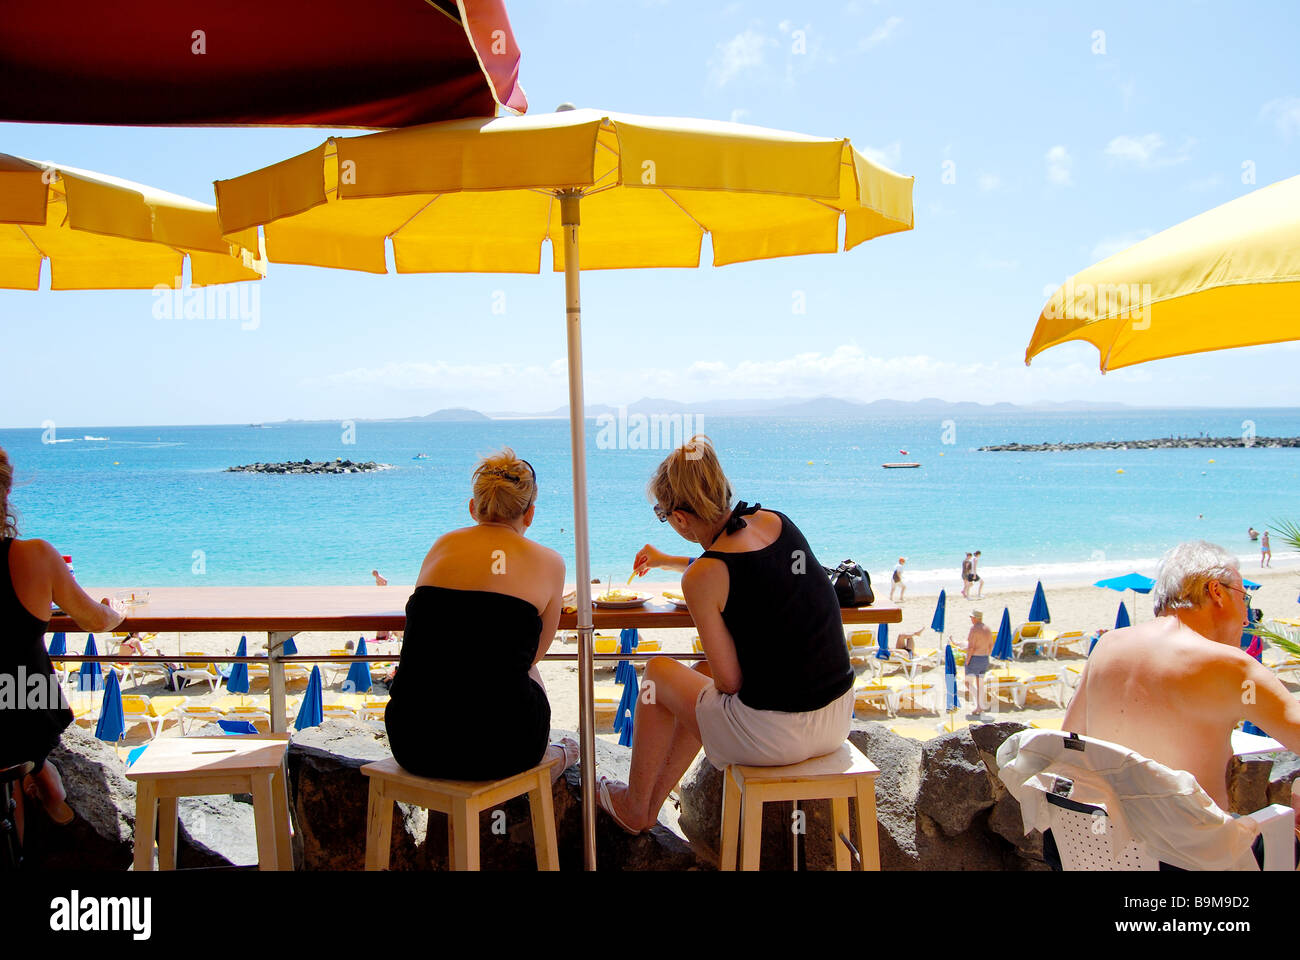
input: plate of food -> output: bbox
[593,588,649,609]
[662,589,689,610]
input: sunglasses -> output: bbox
[654,502,693,522]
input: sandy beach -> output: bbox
[62,560,1300,755]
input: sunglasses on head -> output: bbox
[482,459,537,509]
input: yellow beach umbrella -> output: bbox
[214,107,914,868]
[1026,174,1300,371]
[0,154,263,290]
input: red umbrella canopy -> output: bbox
[0,0,526,127]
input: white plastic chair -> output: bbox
[997,729,1295,871]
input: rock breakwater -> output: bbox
[980,436,1300,452]
[226,458,393,474]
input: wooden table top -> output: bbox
[125,735,288,780]
[49,586,902,633]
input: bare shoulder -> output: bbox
[683,555,726,588]
[532,540,566,576]
[10,537,58,569]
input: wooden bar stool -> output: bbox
[719,741,881,871]
[361,756,560,871]
[126,734,292,871]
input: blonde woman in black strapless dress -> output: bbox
[384,449,578,781]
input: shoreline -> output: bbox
[79,552,1300,600]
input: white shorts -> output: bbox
[695,685,854,771]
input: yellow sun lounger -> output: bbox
[1011,623,1057,658]
[853,681,898,718]
[846,628,878,663]
[120,694,185,739]
[985,671,1027,709]
[1046,630,1087,658]
[174,653,221,692]
[1021,671,1068,707]
[872,647,937,681]
[884,678,937,713]
[176,702,227,735]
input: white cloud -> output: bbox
[653,344,1120,403]
[708,29,776,87]
[977,172,1001,192]
[306,359,565,393]
[1260,97,1300,140]
[1104,133,1193,168]
[729,107,751,124]
[1090,229,1153,261]
[1046,145,1072,185]
[859,15,902,50]
[861,141,902,170]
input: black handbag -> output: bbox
[824,560,874,607]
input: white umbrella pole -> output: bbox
[560,191,598,871]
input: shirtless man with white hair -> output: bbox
[1064,540,1300,812]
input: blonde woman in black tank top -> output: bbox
[599,437,853,834]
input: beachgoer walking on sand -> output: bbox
[971,550,984,598]
[889,557,906,602]
[1261,531,1271,568]
[962,610,994,716]
[960,552,973,598]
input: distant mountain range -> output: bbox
[275,396,1136,424]
[485,395,1135,419]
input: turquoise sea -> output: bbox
[3,408,1298,590]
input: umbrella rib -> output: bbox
[15,225,48,260]
[655,188,709,234]
[390,196,442,239]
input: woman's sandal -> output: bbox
[549,738,580,771]
[597,776,644,836]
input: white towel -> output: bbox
[997,730,1260,871]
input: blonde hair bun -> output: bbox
[472,447,537,523]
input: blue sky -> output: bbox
[2,0,1298,427]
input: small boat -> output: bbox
[412,453,431,460]
[882,462,921,469]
